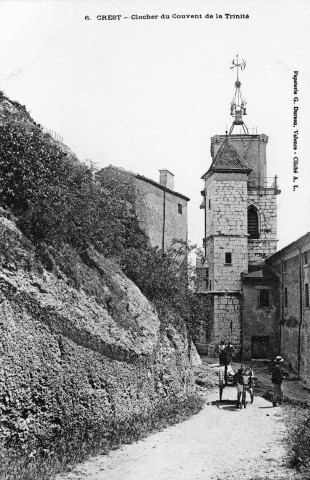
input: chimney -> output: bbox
[159,169,174,190]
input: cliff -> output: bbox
[0,210,198,475]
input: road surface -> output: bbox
[55,388,300,480]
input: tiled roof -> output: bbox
[135,174,190,201]
[201,138,252,178]
[99,165,190,201]
[266,232,310,263]
[211,139,251,172]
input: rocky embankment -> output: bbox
[0,211,198,470]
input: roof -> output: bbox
[266,232,310,263]
[242,270,264,279]
[201,137,252,179]
[99,165,190,201]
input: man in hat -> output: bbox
[271,356,284,407]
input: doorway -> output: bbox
[251,336,270,359]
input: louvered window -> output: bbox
[248,206,259,239]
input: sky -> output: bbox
[1,0,310,251]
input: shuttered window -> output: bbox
[248,206,259,239]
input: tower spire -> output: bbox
[229,54,248,135]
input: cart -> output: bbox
[213,364,235,402]
[213,364,256,407]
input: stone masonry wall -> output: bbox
[205,178,248,237]
[204,175,248,351]
[212,294,241,350]
[241,275,279,360]
[97,167,188,252]
[301,299,310,388]
[248,240,278,264]
[205,237,214,291]
[247,188,278,264]
[300,249,310,386]
[213,236,248,291]
[268,246,310,386]
[135,178,188,250]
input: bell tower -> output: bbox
[199,56,280,355]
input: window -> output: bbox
[209,199,211,209]
[304,252,308,265]
[225,252,232,264]
[283,260,287,273]
[305,283,309,308]
[259,289,270,308]
[178,204,182,214]
[284,287,288,308]
[248,206,259,239]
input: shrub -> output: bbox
[120,240,211,339]
[286,405,310,473]
[0,121,147,257]
[0,394,204,480]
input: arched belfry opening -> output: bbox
[248,205,259,239]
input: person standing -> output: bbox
[218,365,225,402]
[225,341,235,365]
[271,356,284,406]
[219,341,227,365]
[234,366,244,408]
[219,341,228,384]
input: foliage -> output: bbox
[0,120,147,257]
[121,240,211,339]
[0,394,204,480]
[286,404,310,474]
[0,111,211,338]
[0,97,213,479]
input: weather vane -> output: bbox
[229,54,248,135]
[230,54,246,81]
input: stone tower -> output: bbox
[199,56,280,354]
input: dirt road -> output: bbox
[55,387,301,480]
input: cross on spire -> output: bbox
[229,54,248,135]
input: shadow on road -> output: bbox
[207,400,240,412]
[208,399,236,406]
[220,405,241,412]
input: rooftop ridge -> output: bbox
[100,165,190,201]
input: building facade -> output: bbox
[97,165,189,251]
[265,233,310,386]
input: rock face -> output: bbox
[0,212,196,457]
